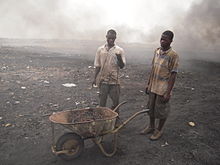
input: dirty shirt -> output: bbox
[148,47,179,96]
[94,44,126,85]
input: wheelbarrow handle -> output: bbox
[112,101,127,112]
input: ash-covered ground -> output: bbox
[0,40,220,165]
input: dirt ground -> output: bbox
[0,44,220,165]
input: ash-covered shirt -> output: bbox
[148,47,179,95]
[94,44,126,84]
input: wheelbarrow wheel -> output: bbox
[56,132,84,160]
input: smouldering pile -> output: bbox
[71,109,105,123]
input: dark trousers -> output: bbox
[99,83,120,112]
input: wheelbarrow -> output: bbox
[49,101,149,160]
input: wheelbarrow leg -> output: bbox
[92,133,118,157]
[92,136,103,144]
[51,122,55,147]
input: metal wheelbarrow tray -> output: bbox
[49,102,148,160]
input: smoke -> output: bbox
[0,0,219,61]
[0,0,192,40]
[137,0,220,61]
[173,0,220,52]
[0,0,106,39]
[136,0,220,54]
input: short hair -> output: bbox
[163,30,174,40]
[107,29,117,36]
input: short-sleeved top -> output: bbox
[148,47,179,96]
[94,44,126,84]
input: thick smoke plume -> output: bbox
[174,0,220,52]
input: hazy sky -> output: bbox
[0,0,219,52]
[0,0,199,40]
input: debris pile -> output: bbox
[71,109,106,123]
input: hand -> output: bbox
[163,92,171,103]
[115,53,121,58]
[145,87,149,95]
[115,53,125,69]
[92,79,97,87]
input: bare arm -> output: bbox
[145,70,152,94]
[145,54,156,94]
[92,67,101,86]
[163,72,177,102]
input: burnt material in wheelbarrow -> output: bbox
[49,106,118,138]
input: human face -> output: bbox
[106,33,116,47]
[160,34,172,49]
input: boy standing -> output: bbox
[140,30,179,140]
[92,29,126,113]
